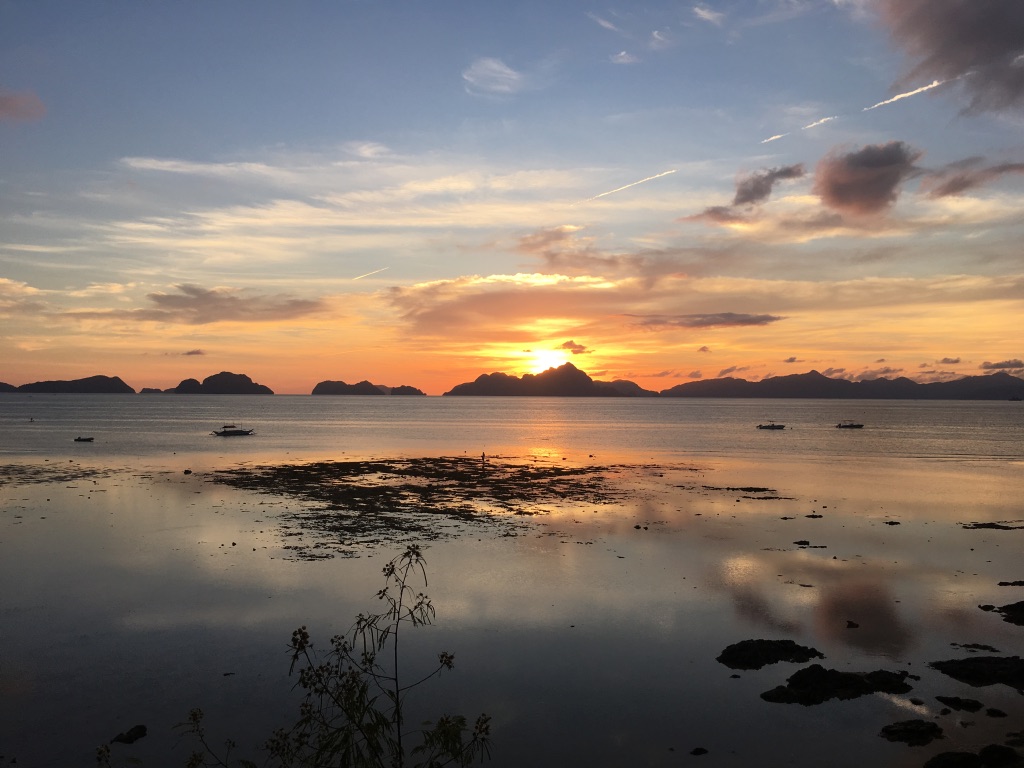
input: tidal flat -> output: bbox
[2,452,1023,768]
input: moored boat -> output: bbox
[756,421,785,430]
[212,425,254,436]
[836,420,864,428]
[74,436,94,442]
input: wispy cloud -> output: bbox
[611,51,639,65]
[462,58,525,96]
[587,12,620,33]
[693,5,726,26]
[631,312,784,329]
[64,284,327,325]
[576,169,677,204]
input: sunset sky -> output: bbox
[2,1,1023,395]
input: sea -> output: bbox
[1,395,1023,767]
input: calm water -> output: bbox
[2,393,1022,464]
[2,395,1023,767]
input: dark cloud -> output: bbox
[718,365,749,378]
[560,340,590,355]
[630,312,783,329]
[183,349,206,356]
[921,157,1024,197]
[698,346,711,353]
[813,142,921,215]
[876,0,1024,114]
[981,359,1024,370]
[688,370,702,379]
[821,367,848,378]
[683,206,749,225]
[0,87,46,121]
[783,356,801,363]
[65,284,326,325]
[733,164,805,206]
[938,356,961,365]
[853,366,904,381]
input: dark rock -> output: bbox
[760,664,913,705]
[978,744,1019,766]
[690,747,708,756]
[961,521,1024,530]
[993,601,1024,626]
[716,639,824,670]
[936,696,984,712]
[846,620,860,629]
[923,753,982,768]
[879,719,944,746]
[111,724,147,744]
[929,656,1024,693]
[985,708,1007,718]
[998,581,1024,587]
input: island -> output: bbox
[311,380,426,396]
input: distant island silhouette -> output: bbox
[2,364,1023,399]
[5,375,135,394]
[443,363,1024,400]
[312,380,426,396]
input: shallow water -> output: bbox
[1,396,1022,767]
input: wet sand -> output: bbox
[1,453,1023,767]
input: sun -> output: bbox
[525,348,571,374]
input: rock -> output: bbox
[993,601,1024,626]
[879,719,944,746]
[922,753,982,768]
[928,656,1024,693]
[936,696,984,712]
[760,664,914,705]
[978,744,1019,766]
[715,639,825,670]
[110,724,147,744]
[690,747,708,756]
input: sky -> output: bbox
[2,0,1023,395]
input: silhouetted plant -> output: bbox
[173,544,490,768]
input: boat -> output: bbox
[74,436,94,442]
[756,422,785,430]
[212,425,254,436]
[835,420,864,429]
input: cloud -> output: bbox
[183,349,205,356]
[920,158,1024,197]
[813,141,921,215]
[560,340,590,355]
[0,278,47,316]
[783,356,801,363]
[937,357,961,365]
[688,370,703,379]
[462,58,525,96]
[587,13,621,33]
[718,365,748,377]
[698,346,711,353]
[64,284,327,325]
[693,5,726,26]
[733,164,806,206]
[611,51,640,65]
[853,366,903,380]
[875,0,1024,114]
[630,312,784,329]
[980,359,1024,371]
[0,87,46,122]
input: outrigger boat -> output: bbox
[756,421,785,430]
[212,424,254,436]
[835,420,864,429]
[74,436,95,442]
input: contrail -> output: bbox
[802,115,837,129]
[863,79,944,111]
[576,169,677,204]
[352,267,389,280]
